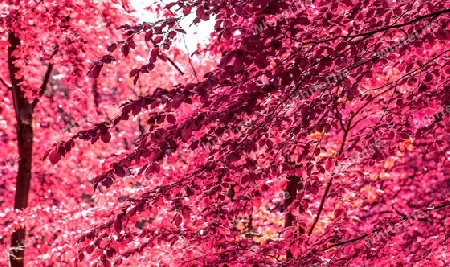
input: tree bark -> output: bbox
[284,175,300,260]
[9,104,33,267]
[8,30,33,267]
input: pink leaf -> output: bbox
[85,245,95,254]
[114,165,126,177]
[49,149,61,164]
[114,218,122,233]
[150,48,159,61]
[101,132,111,143]
[154,36,163,44]
[424,73,433,82]
[181,127,192,141]
[325,158,334,171]
[183,6,191,16]
[297,16,310,25]
[107,43,117,52]
[121,45,130,57]
[130,69,140,77]
[144,31,152,41]
[166,114,176,124]
[88,65,102,78]
[101,177,114,188]
[174,213,182,226]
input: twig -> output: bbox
[308,111,351,236]
[392,204,408,219]
[182,35,199,82]
[307,177,334,237]
[325,201,450,250]
[344,9,448,39]
[166,55,185,75]
[0,77,11,89]
[324,234,368,250]
[149,40,185,75]
[301,9,449,46]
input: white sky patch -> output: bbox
[131,0,214,54]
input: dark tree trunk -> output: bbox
[284,175,300,260]
[8,30,33,267]
[9,104,33,267]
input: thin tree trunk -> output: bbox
[9,105,33,267]
[284,175,300,260]
[8,30,33,267]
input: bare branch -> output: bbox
[182,35,199,82]
[32,62,53,108]
[149,40,184,75]
[0,77,11,89]
[324,234,369,251]
[32,45,58,108]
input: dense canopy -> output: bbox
[1,0,449,266]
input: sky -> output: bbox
[130,0,215,54]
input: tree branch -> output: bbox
[32,45,58,109]
[344,8,448,39]
[182,35,199,82]
[307,176,333,237]
[301,9,449,47]
[32,62,53,108]
[308,113,352,236]
[325,201,450,250]
[148,40,184,75]
[324,234,368,251]
[0,77,11,89]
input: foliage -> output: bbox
[0,0,204,265]
[2,0,450,266]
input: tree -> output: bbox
[1,1,212,265]
[0,1,206,266]
[0,1,134,265]
[4,0,450,266]
[50,0,450,265]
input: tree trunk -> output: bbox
[8,30,33,267]
[284,175,300,260]
[9,104,33,267]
